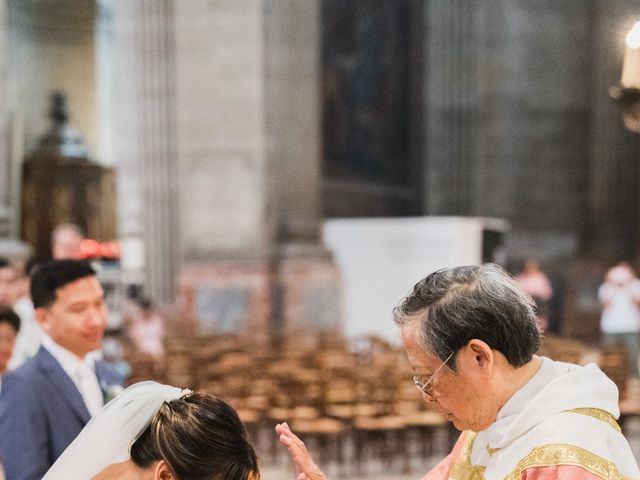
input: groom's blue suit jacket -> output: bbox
[0,346,124,480]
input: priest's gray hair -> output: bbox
[393,263,540,371]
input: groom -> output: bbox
[0,260,124,480]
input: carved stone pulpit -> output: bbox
[21,93,117,258]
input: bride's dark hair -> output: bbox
[130,393,259,480]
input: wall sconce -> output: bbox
[611,21,640,133]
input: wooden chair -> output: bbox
[290,417,347,478]
[599,343,631,400]
[353,415,406,474]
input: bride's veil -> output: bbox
[43,381,187,480]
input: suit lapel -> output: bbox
[35,347,92,425]
[95,361,113,404]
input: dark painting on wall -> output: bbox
[322,0,411,184]
[321,0,419,217]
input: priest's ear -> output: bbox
[462,339,494,372]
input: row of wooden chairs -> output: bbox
[125,332,449,474]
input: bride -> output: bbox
[43,381,260,480]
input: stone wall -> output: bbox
[175,0,266,259]
[418,0,640,265]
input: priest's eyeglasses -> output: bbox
[413,351,455,401]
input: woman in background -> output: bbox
[0,307,20,393]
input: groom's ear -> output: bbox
[154,460,175,480]
[34,307,49,330]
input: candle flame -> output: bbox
[627,21,640,48]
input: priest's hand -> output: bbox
[275,422,328,480]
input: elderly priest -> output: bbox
[276,264,640,480]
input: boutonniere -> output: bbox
[101,383,125,404]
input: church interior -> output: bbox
[2,1,640,477]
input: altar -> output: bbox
[323,216,508,343]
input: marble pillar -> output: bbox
[175,0,338,335]
[264,1,340,334]
[0,0,9,238]
[137,0,179,304]
[105,0,179,303]
[422,0,482,217]
[265,1,322,247]
[173,0,269,334]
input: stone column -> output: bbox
[265,1,322,242]
[422,0,482,216]
[175,0,338,335]
[173,0,269,335]
[0,0,9,237]
[138,0,179,303]
[105,0,179,303]
[264,1,340,334]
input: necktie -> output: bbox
[75,363,104,417]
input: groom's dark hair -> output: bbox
[30,260,96,308]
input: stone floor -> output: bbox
[261,466,424,480]
[259,419,640,480]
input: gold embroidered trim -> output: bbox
[460,431,477,461]
[450,432,486,480]
[566,408,622,433]
[504,444,635,480]
[450,460,486,480]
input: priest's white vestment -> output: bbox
[424,357,640,480]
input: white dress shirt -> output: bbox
[42,336,104,416]
[598,279,640,333]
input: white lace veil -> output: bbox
[43,381,189,480]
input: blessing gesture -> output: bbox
[275,422,328,480]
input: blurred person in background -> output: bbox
[0,258,16,307]
[598,261,640,378]
[128,297,165,358]
[277,264,639,480]
[51,223,84,260]
[9,256,44,369]
[515,257,553,333]
[0,260,124,480]
[0,307,20,393]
